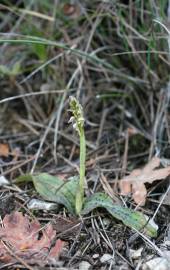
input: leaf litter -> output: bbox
[119,157,170,205]
[0,143,9,157]
[1,1,170,269]
[0,211,65,266]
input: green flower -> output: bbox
[69,96,84,135]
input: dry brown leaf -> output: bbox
[0,211,65,266]
[119,157,170,205]
[0,143,9,157]
[127,127,139,136]
[63,3,81,19]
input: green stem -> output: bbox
[75,128,86,215]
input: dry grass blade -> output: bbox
[1,1,170,269]
[100,173,122,204]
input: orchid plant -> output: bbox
[69,96,86,215]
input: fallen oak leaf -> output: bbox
[119,157,170,205]
[0,143,9,157]
[0,211,65,266]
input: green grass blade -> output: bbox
[0,36,145,83]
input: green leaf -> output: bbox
[0,65,10,75]
[11,61,21,76]
[82,193,157,237]
[0,62,21,77]
[31,43,47,61]
[16,174,157,237]
[15,174,33,183]
[32,173,78,215]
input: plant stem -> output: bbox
[69,96,86,215]
[76,127,86,215]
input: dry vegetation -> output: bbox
[0,0,170,269]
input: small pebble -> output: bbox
[79,261,91,270]
[142,257,170,270]
[0,176,9,186]
[93,254,99,259]
[129,247,143,260]
[27,199,58,210]
[100,253,114,264]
